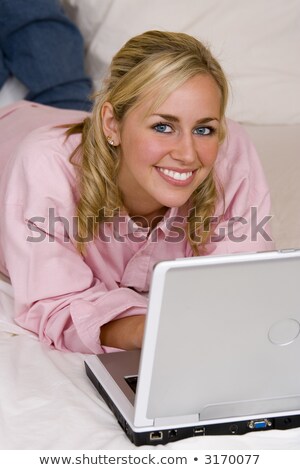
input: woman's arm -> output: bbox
[100,315,145,350]
[1,202,148,354]
[0,127,148,354]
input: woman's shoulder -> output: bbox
[216,118,260,171]
[223,118,255,151]
[18,122,81,177]
[3,122,83,209]
[20,122,81,168]
[0,101,88,178]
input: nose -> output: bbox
[171,132,197,165]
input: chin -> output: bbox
[159,196,191,209]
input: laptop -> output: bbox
[85,249,300,445]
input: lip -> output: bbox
[155,166,197,187]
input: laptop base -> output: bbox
[85,361,300,446]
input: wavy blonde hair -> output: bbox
[66,30,228,254]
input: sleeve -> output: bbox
[0,138,147,354]
[187,119,275,257]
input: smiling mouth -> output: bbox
[157,167,194,181]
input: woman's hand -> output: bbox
[100,315,145,350]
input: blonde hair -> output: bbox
[67,30,228,253]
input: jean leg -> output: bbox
[0,0,92,111]
[0,48,10,89]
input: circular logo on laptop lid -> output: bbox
[268,318,300,346]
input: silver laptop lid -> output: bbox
[134,250,300,427]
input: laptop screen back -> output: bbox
[135,252,300,424]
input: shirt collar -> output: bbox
[111,206,187,237]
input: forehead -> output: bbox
[128,74,222,121]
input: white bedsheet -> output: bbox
[1,278,300,450]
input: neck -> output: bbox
[127,206,168,229]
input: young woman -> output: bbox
[0,31,274,354]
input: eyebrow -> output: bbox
[151,113,220,124]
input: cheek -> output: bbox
[198,139,219,167]
[135,138,166,164]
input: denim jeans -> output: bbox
[0,0,92,111]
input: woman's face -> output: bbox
[115,74,222,217]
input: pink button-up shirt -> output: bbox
[0,101,274,353]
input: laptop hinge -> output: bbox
[154,413,200,427]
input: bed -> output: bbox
[0,0,299,450]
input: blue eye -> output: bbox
[194,126,215,135]
[153,123,172,133]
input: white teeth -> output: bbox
[158,168,193,181]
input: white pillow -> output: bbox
[60,0,112,46]
[0,77,28,108]
[61,0,300,125]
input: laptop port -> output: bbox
[168,429,177,438]
[150,431,163,441]
[194,426,205,436]
[248,419,272,430]
[229,424,239,434]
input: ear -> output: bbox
[101,102,120,146]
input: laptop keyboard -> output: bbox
[125,375,138,393]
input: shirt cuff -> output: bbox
[70,287,148,353]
